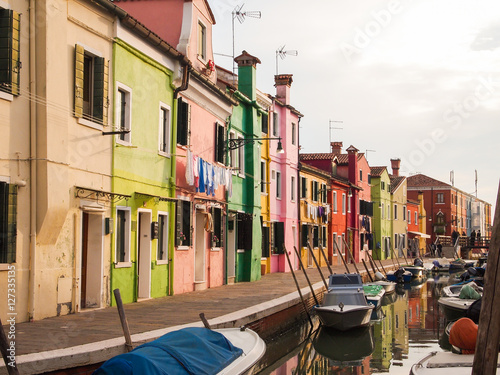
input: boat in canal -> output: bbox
[364,279,397,295]
[410,350,500,374]
[93,326,266,375]
[362,284,385,310]
[438,296,477,321]
[386,267,413,283]
[313,273,374,331]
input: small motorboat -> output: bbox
[441,281,483,298]
[362,284,385,310]
[313,273,374,331]
[438,296,477,322]
[410,350,499,374]
[365,279,396,295]
[93,326,266,375]
[386,268,412,283]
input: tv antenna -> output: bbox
[232,4,261,80]
[276,45,298,75]
[365,149,376,161]
[329,120,343,144]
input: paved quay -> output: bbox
[1,259,402,374]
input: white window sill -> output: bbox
[114,261,132,269]
[77,117,104,131]
[177,246,189,250]
[211,247,221,251]
[0,91,13,102]
[156,260,169,265]
[116,139,132,147]
[158,151,171,158]
[237,249,245,253]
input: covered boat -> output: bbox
[313,273,374,331]
[93,326,266,375]
[362,284,385,310]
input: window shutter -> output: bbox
[93,56,107,124]
[261,226,269,257]
[301,224,308,247]
[215,123,225,164]
[187,201,193,246]
[74,44,84,118]
[0,10,20,96]
[6,184,17,263]
[177,98,190,145]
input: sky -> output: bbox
[210,0,500,215]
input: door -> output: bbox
[137,211,152,299]
[194,211,205,284]
[227,216,236,281]
[80,212,104,309]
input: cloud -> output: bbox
[471,23,500,51]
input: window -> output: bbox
[347,195,351,213]
[0,181,17,263]
[229,132,237,171]
[261,161,267,193]
[301,224,308,247]
[381,181,385,190]
[261,222,270,257]
[387,204,390,220]
[332,232,338,254]
[177,97,190,146]
[197,21,206,60]
[408,210,411,224]
[0,9,20,96]
[311,181,318,202]
[300,177,307,198]
[261,112,269,134]
[237,135,245,176]
[291,176,295,202]
[394,204,398,220]
[333,191,338,212]
[368,174,371,184]
[415,211,418,225]
[381,203,385,219]
[159,103,171,155]
[176,200,192,247]
[436,193,444,203]
[403,205,406,221]
[115,207,131,264]
[359,169,363,181]
[321,183,327,203]
[237,213,253,250]
[212,207,222,248]
[321,226,327,248]
[342,193,346,214]
[157,213,168,263]
[272,112,278,137]
[116,85,132,144]
[215,122,225,164]
[74,44,109,125]
[292,123,296,145]
[341,233,346,254]
[313,226,319,248]
[276,171,281,199]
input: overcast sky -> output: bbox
[211,0,500,213]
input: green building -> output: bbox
[370,167,393,259]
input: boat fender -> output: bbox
[375,271,384,281]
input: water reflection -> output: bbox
[256,275,454,374]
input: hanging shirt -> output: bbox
[185,149,194,185]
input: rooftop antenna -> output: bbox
[275,45,298,75]
[365,149,376,161]
[329,120,343,144]
[475,169,478,197]
[232,4,261,81]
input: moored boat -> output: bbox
[365,279,396,295]
[313,273,374,331]
[362,284,385,310]
[93,326,266,375]
[386,268,412,283]
[410,351,499,375]
[438,296,476,321]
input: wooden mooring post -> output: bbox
[362,259,374,282]
[307,243,328,290]
[332,240,350,274]
[113,289,133,352]
[292,246,321,306]
[472,183,500,374]
[342,238,361,274]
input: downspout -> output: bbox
[28,0,37,321]
[296,116,301,271]
[168,64,190,296]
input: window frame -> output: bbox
[394,204,398,220]
[197,20,207,61]
[291,122,296,145]
[342,193,346,215]
[260,160,267,194]
[115,206,132,267]
[0,180,17,264]
[0,9,20,97]
[436,193,444,204]
[333,191,338,213]
[115,82,132,145]
[176,199,192,249]
[157,211,169,264]
[214,122,225,164]
[158,102,171,156]
[300,176,307,199]
[291,175,295,202]
[176,97,190,147]
[276,171,281,199]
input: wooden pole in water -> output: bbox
[0,319,19,375]
[472,183,500,374]
[283,246,314,328]
[378,259,388,276]
[342,238,361,274]
[367,251,381,274]
[391,246,401,267]
[292,246,321,306]
[362,259,374,282]
[199,313,212,329]
[113,289,133,352]
[307,243,328,290]
[318,244,333,275]
[333,239,350,273]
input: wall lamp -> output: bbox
[226,137,284,153]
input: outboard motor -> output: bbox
[374,271,385,281]
[413,258,423,267]
[394,268,405,283]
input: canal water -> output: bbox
[254,273,457,375]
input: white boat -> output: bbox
[438,297,476,321]
[441,282,483,298]
[410,350,500,374]
[313,273,374,331]
[93,326,266,375]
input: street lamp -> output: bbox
[226,136,284,153]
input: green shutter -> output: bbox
[74,44,84,118]
[93,56,108,124]
[0,9,20,96]
[175,200,182,246]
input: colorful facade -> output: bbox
[389,159,408,257]
[370,167,392,260]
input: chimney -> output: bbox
[234,51,261,101]
[331,141,343,154]
[346,145,359,185]
[274,74,293,105]
[390,158,401,176]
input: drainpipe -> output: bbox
[28,0,37,321]
[296,116,301,271]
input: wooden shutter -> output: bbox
[74,44,85,118]
[274,221,284,254]
[244,216,253,250]
[301,224,308,247]
[177,98,190,145]
[215,123,225,164]
[261,225,269,258]
[93,56,108,124]
[175,200,182,246]
[0,9,20,95]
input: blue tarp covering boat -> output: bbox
[93,327,244,375]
